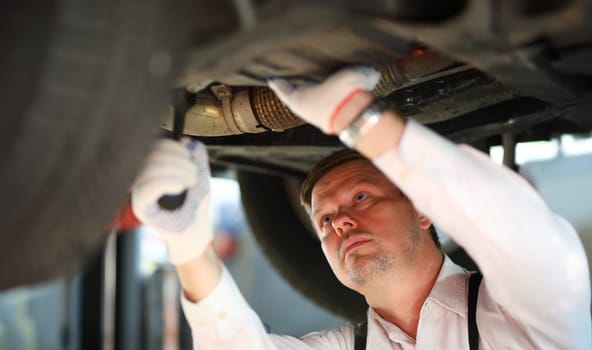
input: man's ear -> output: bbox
[417,212,432,230]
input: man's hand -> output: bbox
[267,66,381,134]
[131,139,212,265]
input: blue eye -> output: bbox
[355,192,368,202]
[321,215,332,226]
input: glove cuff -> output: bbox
[327,88,363,134]
[165,195,214,265]
[338,97,389,148]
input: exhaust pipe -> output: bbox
[162,49,460,136]
[162,85,305,136]
[373,49,457,97]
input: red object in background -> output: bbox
[109,195,141,231]
[411,48,425,57]
[213,232,237,261]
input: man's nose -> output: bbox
[331,210,357,237]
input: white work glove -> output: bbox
[267,66,381,134]
[131,138,213,265]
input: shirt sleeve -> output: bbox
[180,265,265,349]
[372,119,591,347]
[180,265,354,350]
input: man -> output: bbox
[131,67,591,349]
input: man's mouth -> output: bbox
[341,236,371,259]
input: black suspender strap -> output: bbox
[353,271,482,350]
[468,271,483,350]
[353,321,367,350]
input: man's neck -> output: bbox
[364,252,444,339]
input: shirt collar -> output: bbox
[426,255,470,317]
[367,256,470,343]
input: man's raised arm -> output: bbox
[269,67,591,349]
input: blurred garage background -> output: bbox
[0,135,591,350]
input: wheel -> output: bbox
[237,171,368,322]
[0,0,197,289]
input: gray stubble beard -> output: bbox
[346,224,421,287]
[347,250,394,286]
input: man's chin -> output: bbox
[345,253,393,286]
[345,255,375,285]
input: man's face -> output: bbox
[310,159,430,291]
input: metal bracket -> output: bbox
[211,84,242,135]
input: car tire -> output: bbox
[0,0,197,289]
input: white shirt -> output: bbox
[182,120,592,349]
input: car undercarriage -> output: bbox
[161,0,592,320]
[2,0,591,322]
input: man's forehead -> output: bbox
[312,160,384,197]
[319,158,380,181]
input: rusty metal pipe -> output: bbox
[163,49,461,136]
[373,49,458,97]
[162,85,305,136]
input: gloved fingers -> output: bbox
[132,173,194,207]
[149,138,191,158]
[136,162,196,189]
[135,138,203,187]
[182,139,212,180]
[133,141,199,209]
[266,67,381,135]
[327,66,381,92]
[352,66,381,90]
[134,154,197,189]
[144,139,194,169]
[267,78,296,105]
[139,153,196,177]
